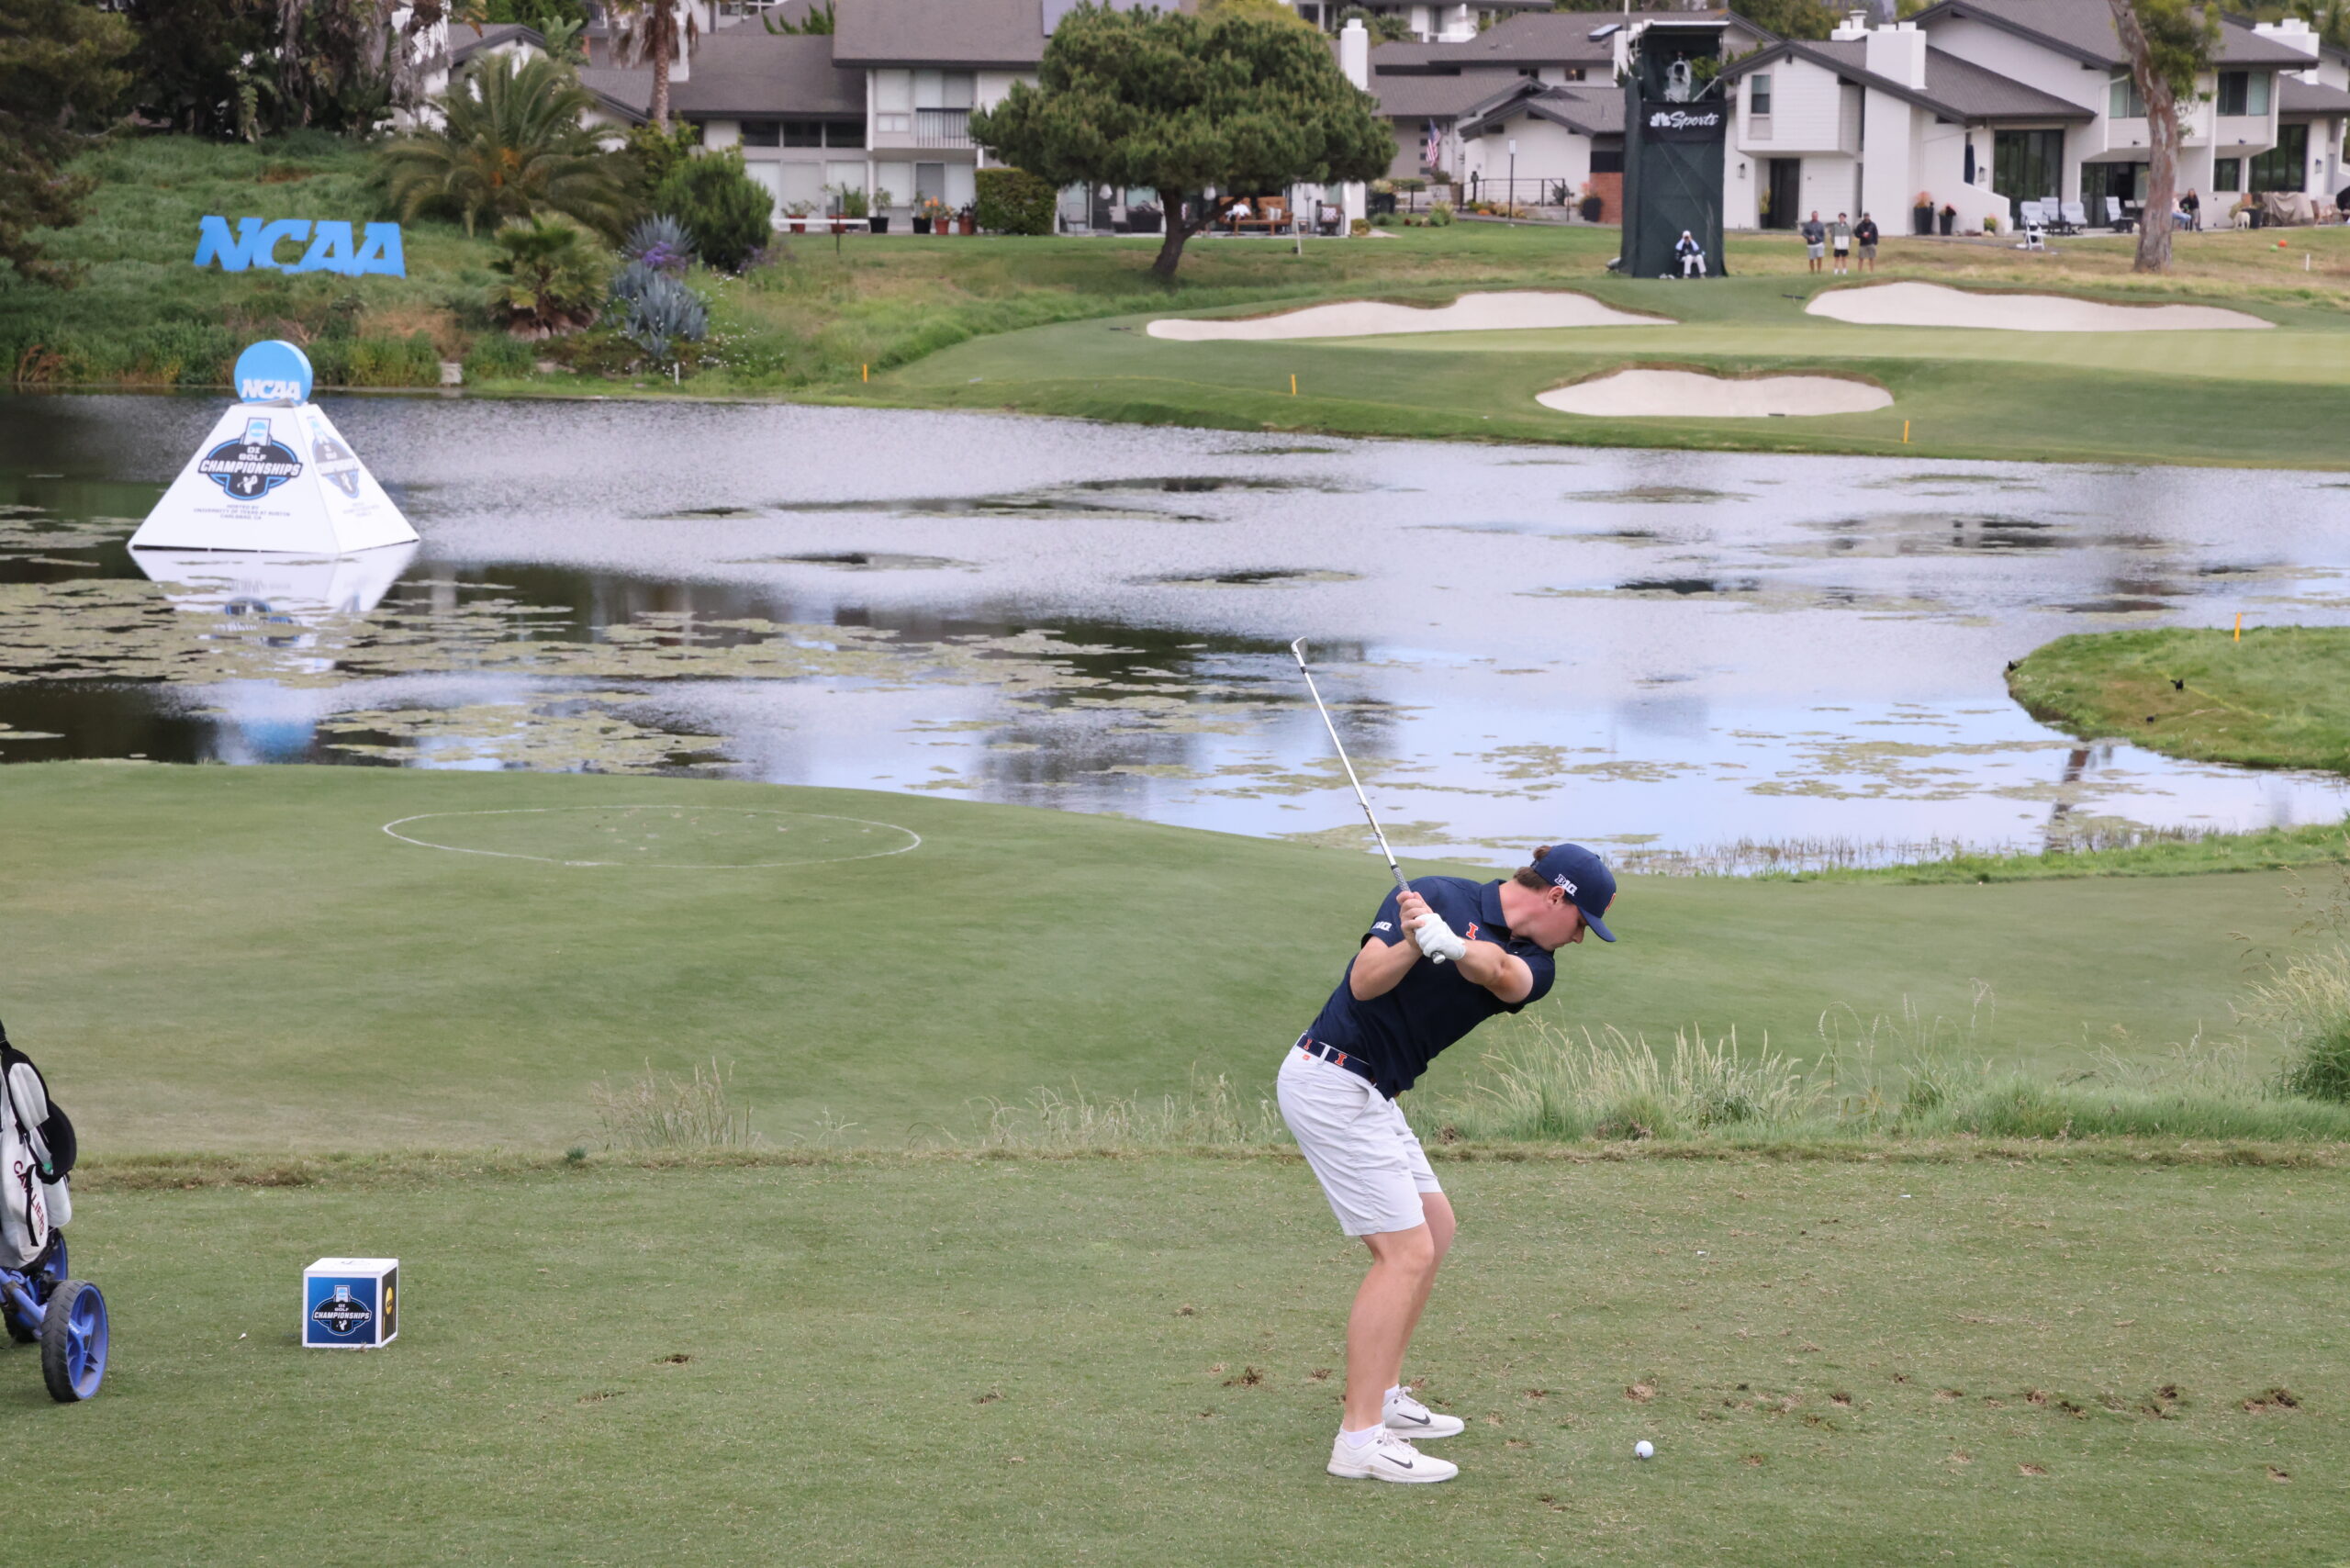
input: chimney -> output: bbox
[1340,17,1369,90]
[1831,10,1869,42]
[1864,20,1927,90]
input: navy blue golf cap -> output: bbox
[1528,844,1617,942]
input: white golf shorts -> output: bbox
[1277,1044,1441,1238]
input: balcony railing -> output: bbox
[915,108,973,148]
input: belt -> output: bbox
[1295,1035,1377,1087]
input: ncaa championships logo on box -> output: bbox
[303,1258,399,1349]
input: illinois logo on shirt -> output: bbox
[1464,923,1480,941]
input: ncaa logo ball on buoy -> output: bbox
[234,340,314,407]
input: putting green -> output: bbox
[0,763,2317,1154]
[382,805,922,868]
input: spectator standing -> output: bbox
[1853,212,1880,272]
[1800,211,1826,273]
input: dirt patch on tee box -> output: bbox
[1538,368,1893,419]
[1147,291,1671,342]
[1806,281,2269,332]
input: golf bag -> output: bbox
[1,1023,77,1271]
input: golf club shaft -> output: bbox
[1291,638,1411,899]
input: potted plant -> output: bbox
[833,185,870,233]
[917,197,947,234]
[1982,211,1999,234]
[1578,183,1603,224]
[1912,190,1934,236]
[868,187,892,235]
[957,204,978,235]
[1939,201,1957,236]
[783,201,813,234]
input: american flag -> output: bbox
[1422,120,1442,173]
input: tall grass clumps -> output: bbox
[590,1058,758,1148]
[962,1073,1287,1152]
[1427,1017,1818,1143]
[2247,946,2350,1103]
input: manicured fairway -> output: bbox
[876,271,2350,467]
[0,762,2311,1153]
[21,1154,2348,1565]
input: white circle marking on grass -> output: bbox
[1537,369,1893,419]
[380,806,923,868]
[1804,281,2270,332]
[1147,290,1672,342]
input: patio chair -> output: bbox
[2104,196,2134,233]
[2016,198,2042,231]
[2059,201,2088,234]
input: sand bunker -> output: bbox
[1147,291,1666,342]
[1539,369,1892,420]
[1806,282,2268,332]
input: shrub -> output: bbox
[610,268,709,363]
[655,149,774,272]
[620,214,694,274]
[380,53,623,236]
[1428,200,1454,226]
[615,120,702,224]
[462,333,537,382]
[490,215,609,338]
[973,167,1057,235]
[828,183,869,219]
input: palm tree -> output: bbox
[607,0,699,128]
[381,52,624,236]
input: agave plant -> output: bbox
[381,53,623,236]
[611,270,710,364]
[490,216,610,339]
[621,215,695,275]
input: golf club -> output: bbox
[1291,637,1445,962]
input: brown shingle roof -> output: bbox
[1915,0,2315,69]
[1793,38,2095,122]
[2279,73,2350,116]
[1368,67,1530,119]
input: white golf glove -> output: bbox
[1413,912,1469,965]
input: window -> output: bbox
[827,120,865,149]
[2218,71,2270,118]
[1590,147,1624,174]
[2108,72,2144,119]
[2250,121,2309,192]
[1991,129,2064,203]
[1750,73,1772,117]
[2081,160,2145,214]
[740,119,779,148]
[913,70,976,110]
[782,119,824,148]
[2214,156,2242,192]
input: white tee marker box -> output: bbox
[304,1258,399,1349]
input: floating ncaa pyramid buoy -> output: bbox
[129,341,419,554]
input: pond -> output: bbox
[4,393,2345,871]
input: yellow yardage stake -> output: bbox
[1290,373,1298,396]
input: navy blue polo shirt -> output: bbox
[1304,876,1557,1099]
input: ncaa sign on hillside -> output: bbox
[193,217,407,277]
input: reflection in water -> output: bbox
[2,392,2345,868]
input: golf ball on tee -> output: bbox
[1634,1440,1655,1460]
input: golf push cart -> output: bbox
[0,1021,106,1402]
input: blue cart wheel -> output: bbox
[4,1236,65,1346]
[39,1279,106,1403]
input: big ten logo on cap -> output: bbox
[234,341,314,407]
[193,218,406,278]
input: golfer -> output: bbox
[1278,845,1617,1484]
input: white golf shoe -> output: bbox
[1326,1427,1459,1484]
[1383,1385,1466,1439]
